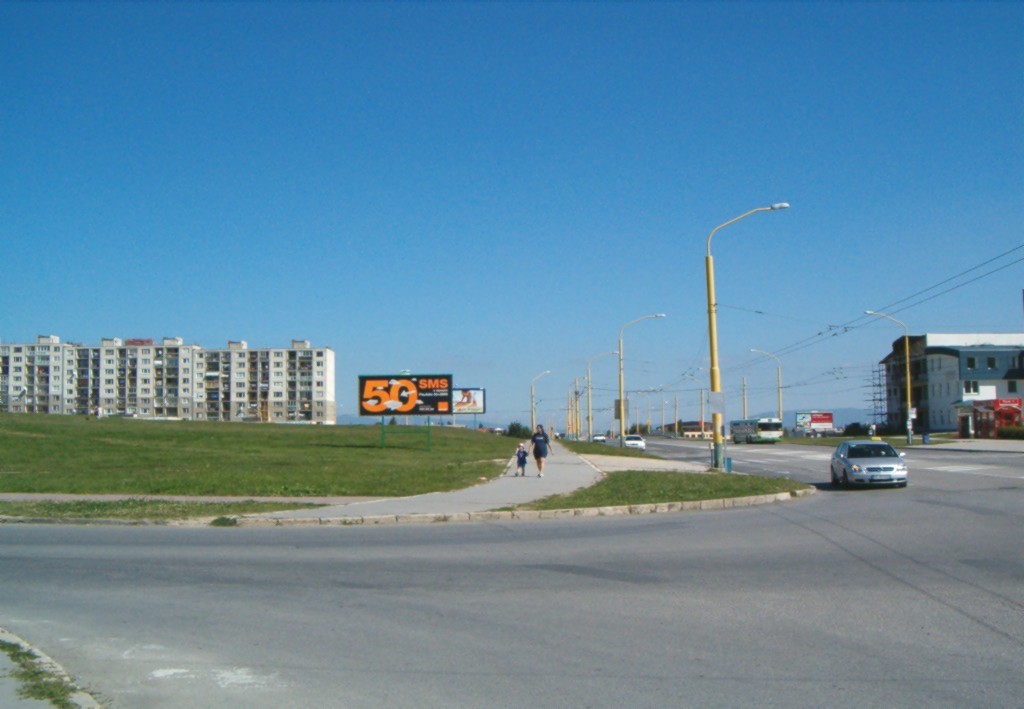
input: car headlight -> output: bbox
[851,464,862,472]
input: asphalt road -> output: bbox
[1,442,1022,708]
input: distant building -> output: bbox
[0,336,336,424]
[878,333,1023,437]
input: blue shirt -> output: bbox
[530,432,549,456]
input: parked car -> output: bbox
[830,440,908,488]
[591,434,607,443]
[623,434,647,451]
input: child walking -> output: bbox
[514,443,529,477]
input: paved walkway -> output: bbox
[246,443,708,523]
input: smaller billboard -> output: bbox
[796,411,834,431]
[453,387,486,414]
[359,375,453,416]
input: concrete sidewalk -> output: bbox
[245,443,708,525]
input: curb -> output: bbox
[0,489,815,528]
[0,628,103,708]
[234,488,815,527]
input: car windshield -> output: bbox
[848,444,897,458]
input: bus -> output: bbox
[730,417,783,443]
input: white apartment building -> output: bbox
[0,336,336,424]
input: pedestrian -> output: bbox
[514,443,529,477]
[529,424,551,476]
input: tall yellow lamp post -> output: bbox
[530,370,550,432]
[586,351,617,441]
[866,310,914,444]
[705,203,789,469]
[750,348,784,423]
[618,314,666,446]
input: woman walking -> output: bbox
[529,424,551,476]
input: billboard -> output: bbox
[796,411,834,431]
[359,375,453,416]
[453,387,486,414]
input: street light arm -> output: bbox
[865,310,908,334]
[587,351,618,365]
[706,203,789,257]
[619,313,667,339]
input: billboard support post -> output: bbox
[362,374,451,451]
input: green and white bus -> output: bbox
[730,417,783,443]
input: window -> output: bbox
[964,381,979,395]
[1010,381,1019,394]
[987,357,996,369]
[966,357,976,369]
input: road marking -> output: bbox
[917,466,1024,481]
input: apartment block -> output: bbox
[0,336,336,424]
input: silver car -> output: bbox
[830,440,908,488]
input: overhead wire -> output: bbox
[727,243,1024,370]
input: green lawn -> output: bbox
[0,414,514,497]
[520,470,808,510]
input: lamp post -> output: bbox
[866,310,914,444]
[530,370,550,432]
[750,348,783,422]
[586,351,617,441]
[705,202,789,469]
[618,314,667,446]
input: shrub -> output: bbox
[997,425,1024,440]
[505,422,531,438]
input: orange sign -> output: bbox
[358,375,453,416]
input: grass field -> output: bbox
[0,414,515,497]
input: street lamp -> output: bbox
[705,202,789,469]
[865,310,914,444]
[530,370,550,432]
[586,351,617,441]
[750,348,783,422]
[618,314,667,446]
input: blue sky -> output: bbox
[3,1,1022,429]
